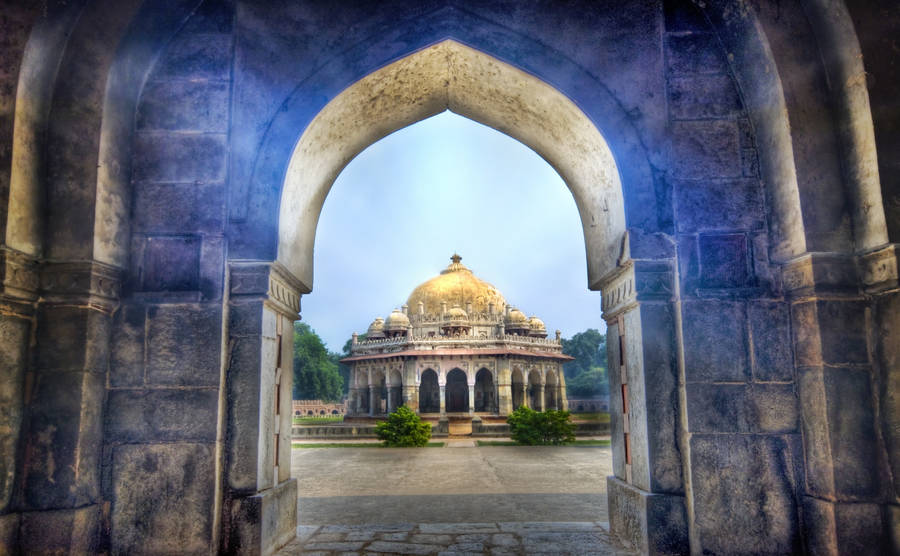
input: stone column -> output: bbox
[439,384,446,416]
[402,385,417,411]
[468,384,476,414]
[497,365,512,415]
[369,385,377,416]
[536,384,545,411]
[386,386,396,414]
[225,262,301,555]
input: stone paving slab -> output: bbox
[277,522,636,555]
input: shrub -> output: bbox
[507,406,575,445]
[375,405,432,447]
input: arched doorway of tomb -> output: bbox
[474,368,494,412]
[527,369,543,411]
[445,369,468,412]
[545,370,559,410]
[511,368,525,410]
[419,369,440,413]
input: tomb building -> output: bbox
[341,254,572,417]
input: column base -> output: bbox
[230,478,298,555]
[607,476,688,555]
[17,505,101,554]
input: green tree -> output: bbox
[375,405,432,447]
[335,333,365,396]
[506,406,575,445]
[561,328,607,379]
[567,366,610,397]
[293,322,343,402]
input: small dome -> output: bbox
[384,309,410,331]
[528,316,547,337]
[446,305,468,320]
[367,317,385,339]
[506,308,528,324]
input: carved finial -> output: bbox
[451,253,462,264]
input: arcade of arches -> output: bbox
[342,255,571,421]
[0,1,899,554]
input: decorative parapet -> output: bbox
[350,332,565,356]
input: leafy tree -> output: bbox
[293,322,343,402]
[506,406,575,445]
[561,328,607,379]
[335,333,365,396]
[567,366,610,397]
[375,405,432,447]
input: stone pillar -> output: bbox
[498,365,512,416]
[13,260,120,552]
[224,262,301,555]
[439,384,446,416]
[368,385,377,416]
[468,384,475,414]
[402,385,417,411]
[386,386,396,414]
[536,384,545,412]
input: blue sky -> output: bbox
[301,111,606,351]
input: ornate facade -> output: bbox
[342,255,572,418]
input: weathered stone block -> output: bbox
[229,300,265,336]
[0,315,28,510]
[816,300,868,365]
[153,33,231,80]
[663,0,708,33]
[146,304,222,386]
[226,334,263,491]
[637,303,683,493]
[111,443,215,554]
[687,383,796,434]
[670,120,741,179]
[673,179,763,232]
[876,292,900,497]
[749,301,793,381]
[668,74,742,119]
[22,371,104,509]
[698,233,751,288]
[137,80,229,131]
[106,388,219,442]
[803,497,888,555]
[140,235,200,292]
[682,300,748,382]
[133,183,226,234]
[0,512,18,552]
[199,234,225,301]
[19,505,101,554]
[36,306,110,373]
[132,132,227,183]
[228,478,298,555]
[690,434,800,554]
[791,301,822,366]
[607,477,688,554]
[665,33,727,74]
[109,303,146,387]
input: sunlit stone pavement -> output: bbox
[277,445,635,554]
[278,521,635,555]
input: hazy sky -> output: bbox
[300,111,606,351]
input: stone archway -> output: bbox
[445,369,469,413]
[474,368,494,412]
[419,369,440,413]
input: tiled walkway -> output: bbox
[278,521,635,555]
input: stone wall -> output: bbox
[0,0,896,554]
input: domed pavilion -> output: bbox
[341,254,572,420]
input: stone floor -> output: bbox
[279,521,635,555]
[278,445,633,554]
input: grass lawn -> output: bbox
[293,415,344,425]
[570,412,611,422]
[476,439,611,447]
[292,441,445,448]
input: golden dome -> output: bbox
[384,309,410,331]
[407,254,506,315]
[367,317,385,338]
[506,307,528,324]
[528,316,546,331]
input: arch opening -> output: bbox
[445,369,468,413]
[419,369,440,413]
[278,40,626,293]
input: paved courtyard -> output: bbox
[279,445,634,554]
